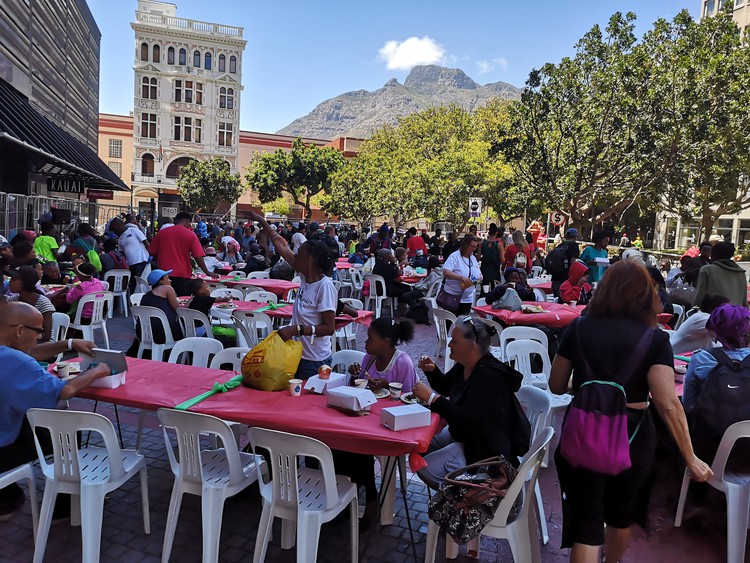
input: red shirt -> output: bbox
[149,224,205,279]
[406,236,428,257]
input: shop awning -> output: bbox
[0,78,128,191]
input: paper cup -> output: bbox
[354,378,368,388]
[388,382,403,399]
[289,379,303,397]
[56,361,70,379]
[570,301,577,308]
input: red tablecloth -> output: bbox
[224,278,300,298]
[401,274,427,284]
[526,280,553,294]
[78,358,438,457]
[472,302,584,329]
[214,300,374,329]
[192,274,236,282]
[335,260,362,270]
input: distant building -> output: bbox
[701,0,750,34]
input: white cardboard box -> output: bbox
[304,372,349,394]
[381,404,432,431]
[87,371,127,389]
[326,387,377,412]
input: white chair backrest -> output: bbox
[26,408,126,483]
[712,420,750,481]
[476,317,503,346]
[246,271,270,279]
[167,337,224,367]
[72,291,113,325]
[533,288,547,302]
[338,268,352,283]
[211,287,244,300]
[530,266,544,279]
[291,275,302,284]
[229,271,247,278]
[206,282,224,292]
[134,276,150,294]
[425,276,443,300]
[364,274,386,297]
[332,280,342,294]
[157,409,248,488]
[500,325,548,358]
[476,297,487,307]
[516,385,552,445]
[209,347,251,371]
[339,297,364,310]
[104,269,131,293]
[176,307,213,338]
[331,350,365,373]
[243,291,278,304]
[431,308,457,343]
[247,427,339,511]
[129,293,144,307]
[130,305,176,346]
[99,281,110,291]
[50,312,69,343]
[672,303,685,328]
[231,311,273,348]
[349,269,363,291]
[505,339,552,386]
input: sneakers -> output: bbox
[0,485,25,522]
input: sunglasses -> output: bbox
[9,324,45,335]
[460,315,479,340]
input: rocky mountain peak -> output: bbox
[403,65,478,92]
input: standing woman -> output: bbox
[249,211,337,378]
[477,224,503,295]
[549,261,712,563]
[503,229,532,274]
[441,235,482,315]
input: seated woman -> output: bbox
[65,263,105,323]
[413,316,531,488]
[241,243,269,274]
[131,269,183,355]
[218,242,243,266]
[669,294,728,355]
[70,223,100,261]
[559,259,593,305]
[372,248,423,310]
[486,267,535,302]
[8,266,55,341]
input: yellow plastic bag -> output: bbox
[241,331,302,391]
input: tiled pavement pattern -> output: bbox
[0,315,731,562]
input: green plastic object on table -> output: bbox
[255,301,292,313]
[674,355,691,363]
[174,374,243,411]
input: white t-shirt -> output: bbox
[291,274,337,361]
[443,250,481,303]
[118,224,149,265]
[291,232,307,254]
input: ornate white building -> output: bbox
[130,0,245,218]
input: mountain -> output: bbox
[276,65,522,140]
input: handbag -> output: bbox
[436,287,461,313]
[491,287,522,311]
[427,456,519,544]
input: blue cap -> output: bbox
[565,228,578,238]
[147,269,173,286]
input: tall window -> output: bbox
[195,82,203,105]
[166,157,194,179]
[108,162,122,177]
[175,80,201,104]
[179,48,186,65]
[704,0,716,16]
[204,52,212,70]
[194,119,202,143]
[141,113,156,138]
[167,47,175,65]
[229,56,237,73]
[141,154,155,176]
[140,42,148,61]
[152,44,160,63]
[218,54,225,72]
[109,139,122,158]
[219,87,234,109]
[174,117,202,142]
[141,77,157,99]
[218,122,233,146]
[193,50,200,68]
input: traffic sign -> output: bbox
[469,197,483,218]
[549,210,566,226]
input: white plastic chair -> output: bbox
[209,347,252,371]
[499,326,549,362]
[210,287,244,300]
[247,271,270,279]
[671,303,685,329]
[675,420,750,563]
[99,281,109,291]
[104,269,131,317]
[129,293,144,308]
[157,409,263,563]
[423,276,443,310]
[364,274,394,318]
[130,305,177,362]
[27,408,150,563]
[431,308,457,358]
[335,298,364,350]
[505,339,551,389]
[205,282,225,293]
[176,308,214,339]
[330,350,365,373]
[231,310,273,348]
[133,276,150,294]
[229,270,247,278]
[50,312,70,363]
[530,266,544,279]
[425,427,554,563]
[516,385,553,545]
[533,288,547,302]
[243,290,278,304]
[0,463,39,540]
[338,268,353,298]
[349,268,364,301]
[247,427,358,563]
[167,337,224,368]
[69,291,112,349]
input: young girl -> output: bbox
[348,317,418,392]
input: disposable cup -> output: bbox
[57,361,70,379]
[388,382,403,399]
[289,379,303,397]
[354,378,368,388]
[570,301,578,308]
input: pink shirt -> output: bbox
[66,278,105,318]
[361,351,419,392]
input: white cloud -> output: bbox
[476,57,509,75]
[378,36,445,71]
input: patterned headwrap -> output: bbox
[706,304,750,350]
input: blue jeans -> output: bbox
[297,356,333,379]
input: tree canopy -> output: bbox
[177,157,244,214]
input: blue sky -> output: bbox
[89,0,696,135]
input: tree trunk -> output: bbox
[700,213,716,244]
[304,191,312,220]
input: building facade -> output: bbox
[702,0,750,33]
[130,0,246,219]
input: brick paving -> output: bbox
[0,312,732,562]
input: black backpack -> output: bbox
[544,242,570,277]
[405,301,431,325]
[693,348,750,441]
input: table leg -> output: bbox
[377,456,417,562]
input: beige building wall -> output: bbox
[702,0,750,32]
[98,114,137,209]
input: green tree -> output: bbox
[245,138,345,219]
[177,157,244,213]
[261,197,292,217]
[323,157,380,226]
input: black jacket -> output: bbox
[426,354,530,464]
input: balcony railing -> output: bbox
[135,11,243,38]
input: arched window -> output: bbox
[227,88,234,109]
[141,153,155,176]
[166,156,195,179]
[152,44,160,63]
[167,47,175,65]
[218,54,226,72]
[229,56,237,73]
[193,50,200,68]
[140,42,148,61]
[219,86,226,109]
[179,48,186,65]
[141,77,157,99]
[204,52,212,70]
